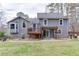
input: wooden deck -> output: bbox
[28,28,42,39]
[28,27,58,39]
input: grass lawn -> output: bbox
[0,39,79,56]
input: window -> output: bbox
[23,22,26,28]
[57,29,62,34]
[44,20,47,25]
[44,19,48,26]
[10,24,15,29]
[33,24,36,28]
[59,19,63,25]
[58,30,61,33]
[16,24,18,29]
[60,20,62,25]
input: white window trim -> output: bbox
[22,21,26,28]
[10,23,16,30]
[57,28,62,34]
[9,23,17,33]
[59,18,63,26]
[43,18,48,26]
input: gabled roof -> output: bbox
[8,16,29,23]
[37,13,68,19]
[28,18,39,24]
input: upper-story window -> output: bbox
[23,22,26,28]
[10,24,15,29]
[43,19,48,26]
[16,24,18,29]
[59,19,63,25]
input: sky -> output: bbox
[0,3,48,23]
[0,0,78,23]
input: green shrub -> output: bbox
[0,32,4,38]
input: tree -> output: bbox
[0,9,7,33]
[46,3,79,33]
[68,3,79,33]
[46,3,67,15]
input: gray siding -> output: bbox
[39,19,69,38]
[8,18,29,38]
[57,20,69,38]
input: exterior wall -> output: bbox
[8,12,69,39]
[39,19,59,27]
[39,19,69,38]
[8,18,29,38]
[58,19,69,38]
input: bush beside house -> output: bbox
[0,32,7,41]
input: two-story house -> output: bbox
[38,13,69,38]
[8,12,69,39]
[28,13,69,39]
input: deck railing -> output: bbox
[28,28,41,33]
